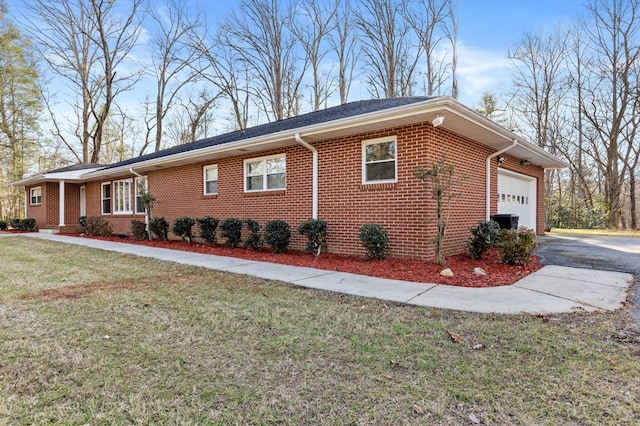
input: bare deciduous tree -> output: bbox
[328,0,359,104]
[221,0,305,121]
[290,0,338,111]
[356,0,422,98]
[578,0,640,227]
[404,0,453,96]
[508,29,572,229]
[166,90,220,145]
[23,0,143,164]
[141,0,201,155]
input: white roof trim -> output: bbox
[11,168,103,187]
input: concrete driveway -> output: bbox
[536,234,640,323]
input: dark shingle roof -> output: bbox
[103,97,435,170]
[47,163,103,173]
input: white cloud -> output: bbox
[455,42,515,107]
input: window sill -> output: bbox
[243,190,286,197]
[360,182,397,191]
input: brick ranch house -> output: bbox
[13,96,566,260]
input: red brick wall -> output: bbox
[317,123,498,259]
[84,179,146,233]
[25,185,47,227]
[82,121,545,260]
[25,182,83,229]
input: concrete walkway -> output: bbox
[10,232,634,315]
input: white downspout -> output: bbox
[294,133,318,219]
[129,168,149,232]
[486,139,518,221]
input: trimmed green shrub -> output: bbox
[196,216,220,244]
[84,216,112,236]
[467,220,500,259]
[219,217,243,248]
[243,219,262,250]
[497,227,538,265]
[264,220,291,253]
[131,220,148,240]
[78,216,88,230]
[172,217,195,242]
[359,223,389,260]
[10,218,38,232]
[149,217,169,241]
[0,220,7,230]
[298,219,327,256]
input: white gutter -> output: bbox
[294,133,318,219]
[486,139,518,221]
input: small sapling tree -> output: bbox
[414,155,466,266]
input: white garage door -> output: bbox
[497,170,536,231]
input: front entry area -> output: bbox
[497,169,537,231]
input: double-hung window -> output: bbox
[30,187,42,205]
[101,183,111,214]
[203,165,218,195]
[113,179,133,214]
[244,155,286,191]
[363,137,397,183]
[135,176,148,214]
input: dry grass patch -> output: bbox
[0,237,639,424]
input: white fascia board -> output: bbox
[11,168,103,187]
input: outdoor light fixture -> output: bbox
[520,159,531,166]
[497,156,506,165]
[432,115,444,127]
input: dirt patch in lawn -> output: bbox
[65,234,542,287]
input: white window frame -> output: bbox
[362,136,398,184]
[244,154,286,192]
[113,179,133,214]
[203,165,218,195]
[134,176,148,215]
[101,182,111,215]
[30,186,42,205]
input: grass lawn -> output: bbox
[0,236,639,424]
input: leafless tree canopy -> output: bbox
[22,0,143,164]
[6,0,640,229]
[507,0,640,229]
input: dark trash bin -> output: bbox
[491,214,519,230]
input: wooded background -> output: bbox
[1,0,638,230]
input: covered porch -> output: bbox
[11,164,102,233]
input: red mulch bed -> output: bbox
[62,234,542,288]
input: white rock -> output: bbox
[440,268,454,277]
[472,267,487,277]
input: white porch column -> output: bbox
[58,180,65,227]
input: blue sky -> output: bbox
[453,0,582,105]
[200,0,585,106]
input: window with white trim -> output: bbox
[244,155,286,191]
[135,176,148,214]
[203,165,218,195]
[101,183,111,214]
[363,137,397,183]
[113,179,133,214]
[30,186,42,205]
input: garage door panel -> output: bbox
[497,170,536,231]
